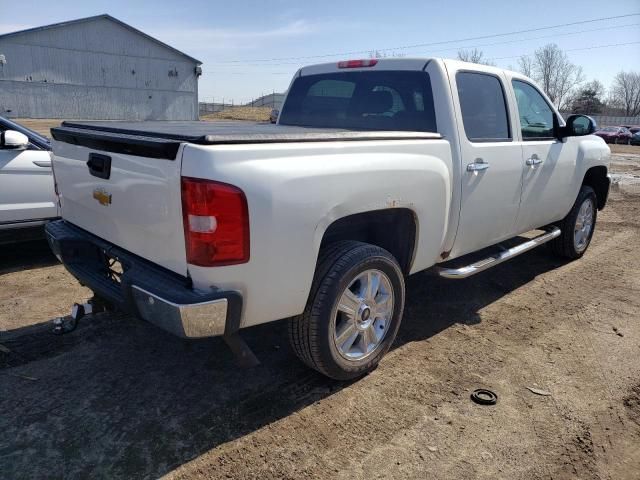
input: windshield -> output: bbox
[279,71,437,132]
[600,127,618,132]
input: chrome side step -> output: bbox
[436,227,561,279]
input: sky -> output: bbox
[1,0,639,104]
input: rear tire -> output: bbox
[550,185,597,259]
[288,241,405,380]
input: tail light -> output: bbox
[338,59,378,68]
[181,177,250,266]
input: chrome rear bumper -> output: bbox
[45,220,242,338]
[132,286,228,337]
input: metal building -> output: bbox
[0,14,202,120]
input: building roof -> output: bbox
[0,14,201,64]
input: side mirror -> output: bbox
[563,114,597,137]
[0,130,29,150]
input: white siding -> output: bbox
[0,17,199,120]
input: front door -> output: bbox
[509,79,578,232]
[449,69,524,258]
[0,142,57,225]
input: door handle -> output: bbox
[526,155,544,166]
[32,160,52,168]
[87,153,111,179]
[467,161,490,172]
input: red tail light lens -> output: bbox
[181,177,249,266]
[337,59,378,68]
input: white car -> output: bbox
[0,117,58,243]
[46,58,610,379]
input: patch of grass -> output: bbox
[200,107,271,122]
[12,108,272,139]
[13,119,63,138]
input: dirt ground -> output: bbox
[13,109,271,137]
[1,154,640,480]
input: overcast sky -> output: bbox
[1,0,639,103]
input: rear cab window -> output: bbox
[279,71,437,132]
[456,72,511,142]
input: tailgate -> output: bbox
[50,127,188,276]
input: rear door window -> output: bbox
[456,72,511,142]
[279,71,437,132]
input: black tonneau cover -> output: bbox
[51,121,441,160]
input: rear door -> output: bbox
[52,133,188,275]
[448,68,524,257]
[0,133,57,226]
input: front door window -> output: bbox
[512,80,556,140]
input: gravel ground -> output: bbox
[1,154,639,480]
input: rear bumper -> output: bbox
[45,220,242,338]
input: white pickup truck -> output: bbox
[47,58,610,379]
[0,116,58,243]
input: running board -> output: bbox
[436,227,561,279]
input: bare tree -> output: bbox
[518,44,584,109]
[609,71,640,116]
[517,56,534,78]
[457,48,495,66]
[368,50,406,59]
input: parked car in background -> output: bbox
[269,108,279,124]
[0,116,58,244]
[630,130,640,146]
[594,126,633,144]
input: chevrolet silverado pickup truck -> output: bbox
[0,116,57,244]
[46,58,610,380]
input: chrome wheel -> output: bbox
[333,269,394,361]
[574,198,594,252]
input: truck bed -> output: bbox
[51,121,442,160]
[57,120,441,144]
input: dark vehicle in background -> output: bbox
[269,108,279,124]
[594,126,633,144]
[630,131,640,146]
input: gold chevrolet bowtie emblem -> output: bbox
[93,188,112,206]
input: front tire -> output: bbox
[550,185,597,259]
[288,241,405,380]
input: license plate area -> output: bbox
[100,249,128,285]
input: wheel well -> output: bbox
[582,166,609,210]
[320,209,417,274]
